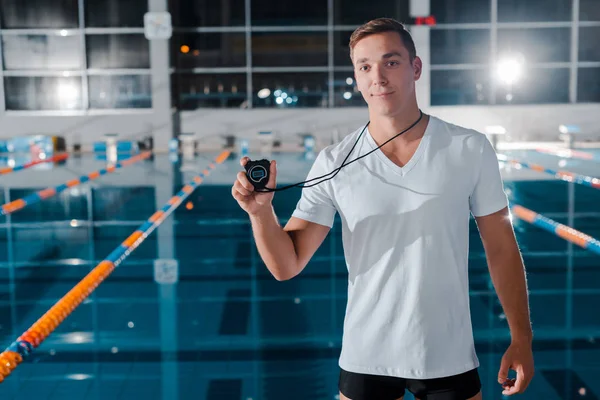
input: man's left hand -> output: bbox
[497,340,534,395]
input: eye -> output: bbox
[387,61,399,66]
[359,65,369,71]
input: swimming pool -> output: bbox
[0,149,598,399]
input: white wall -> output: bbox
[0,102,599,152]
[178,103,600,149]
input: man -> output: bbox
[232,17,534,400]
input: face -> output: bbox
[351,31,422,117]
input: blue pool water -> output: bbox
[0,149,598,399]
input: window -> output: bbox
[171,33,246,69]
[168,0,245,27]
[85,0,147,27]
[173,73,247,109]
[86,34,150,69]
[579,27,600,62]
[578,68,600,103]
[2,34,82,70]
[252,32,328,67]
[252,72,329,107]
[498,0,573,22]
[4,76,83,110]
[333,30,354,66]
[333,73,364,107]
[430,69,490,105]
[88,75,152,109]
[0,0,79,28]
[334,0,410,26]
[495,68,569,104]
[430,29,490,65]
[580,0,600,21]
[251,0,327,25]
[497,28,570,63]
[430,0,491,23]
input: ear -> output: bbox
[413,56,423,81]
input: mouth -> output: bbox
[372,91,395,98]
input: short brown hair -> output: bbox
[349,18,417,62]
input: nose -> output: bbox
[371,64,388,86]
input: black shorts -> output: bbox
[339,367,481,400]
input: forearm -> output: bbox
[249,206,299,281]
[487,242,533,343]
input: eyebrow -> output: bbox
[356,52,404,65]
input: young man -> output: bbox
[232,18,534,400]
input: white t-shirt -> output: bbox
[291,115,508,379]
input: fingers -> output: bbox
[232,172,255,204]
[502,365,532,396]
[236,171,254,192]
[231,186,247,203]
[240,157,250,167]
[497,355,510,384]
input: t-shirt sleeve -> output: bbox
[291,150,337,228]
[469,135,509,217]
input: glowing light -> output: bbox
[343,92,352,100]
[346,77,353,85]
[57,83,78,101]
[496,57,524,85]
[186,201,194,210]
[180,45,190,53]
[257,88,271,99]
[66,374,92,381]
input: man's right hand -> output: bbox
[231,157,277,216]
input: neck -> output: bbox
[368,105,425,143]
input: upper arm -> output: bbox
[475,206,518,258]
[283,216,330,276]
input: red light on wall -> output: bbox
[414,16,437,26]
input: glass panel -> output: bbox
[252,32,328,67]
[11,226,90,263]
[85,0,147,27]
[86,35,150,69]
[168,0,245,27]
[4,76,83,110]
[251,0,327,25]
[94,226,157,262]
[334,0,410,26]
[430,69,490,105]
[0,0,79,28]
[10,188,88,222]
[174,73,247,109]
[431,0,491,23]
[252,72,329,108]
[171,33,246,68]
[578,68,600,103]
[430,29,490,65]
[333,30,354,67]
[2,35,81,70]
[88,75,152,109]
[495,68,569,104]
[579,27,600,62]
[497,28,570,63]
[332,72,365,107]
[92,187,156,220]
[581,0,600,21]
[498,0,572,22]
